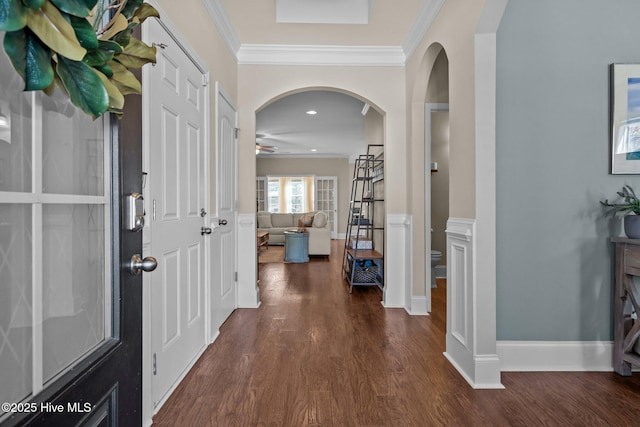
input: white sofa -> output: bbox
[257,211,331,255]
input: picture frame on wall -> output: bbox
[611,63,640,174]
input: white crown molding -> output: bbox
[207,0,444,66]
[202,0,241,59]
[402,0,446,62]
[237,44,405,66]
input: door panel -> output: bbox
[214,88,238,329]
[315,176,338,239]
[0,35,144,424]
[147,18,207,408]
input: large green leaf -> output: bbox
[80,0,98,9]
[0,0,27,31]
[83,46,113,66]
[100,12,127,40]
[114,36,155,68]
[70,15,98,49]
[95,69,124,111]
[49,0,90,17]
[22,0,46,10]
[133,3,159,23]
[98,39,122,54]
[26,1,86,60]
[93,61,112,78]
[3,29,53,90]
[108,60,140,95]
[121,0,142,19]
[111,26,131,47]
[56,55,108,116]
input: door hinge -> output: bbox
[153,199,156,222]
[153,353,157,375]
[234,128,239,139]
[235,272,238,282]
[202,74,209,87]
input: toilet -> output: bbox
[431,250,442,288]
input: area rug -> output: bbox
[258,245,285,263]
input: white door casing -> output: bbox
[315,176,337,239]
[425,103,448,313]
[213,84,238,330]
[145,17,208,408]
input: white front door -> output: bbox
[146,19,207,407]
[213,86,238,329]
[315,176,338,238]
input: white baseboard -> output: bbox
[151,343,209,418]
[385,214,411,308]
[443,351,504,389]
[237,213,260,308]
[407,296,429,315]
[497,341,614,371]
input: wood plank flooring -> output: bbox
[153,240,640,426]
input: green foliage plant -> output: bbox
[0,0,159,117]
[600,184,640,216]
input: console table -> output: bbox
[612,238,640,375]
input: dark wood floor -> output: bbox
[153,240,640,426]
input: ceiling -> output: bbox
[216,0,434,158]
[256,90,368,158]
[219,0,426,46]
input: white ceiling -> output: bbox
[256,91,367,159]
[275,0,373,25]
[219,0,426,46]
[216,0,433,158]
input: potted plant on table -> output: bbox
[600,184,640,238]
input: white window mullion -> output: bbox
[103,118,112,339]
[31,203,43,396]
[31,92,44,396]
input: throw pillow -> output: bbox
[312,211,328,228]
[298,213,314,227]
[257,211,272,228]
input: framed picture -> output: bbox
[611,64,640,174]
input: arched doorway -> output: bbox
[235,83,407,309]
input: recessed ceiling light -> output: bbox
[311,148,317,152]
[306,110,317,115]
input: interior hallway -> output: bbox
[152,240,640,426]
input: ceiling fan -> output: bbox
[255,143,276,154]
[256,133,277,154]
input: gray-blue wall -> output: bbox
[496,0,640,340]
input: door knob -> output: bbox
[129,254,158,276]
[201,227,212,235]
[219,219,228,226]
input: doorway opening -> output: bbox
[426,48,449,317]
[255,89,383,265]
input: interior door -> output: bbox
[315,176,338,238]
[214,86,238,328]
[0,42,144,425]
[146,19,208,407]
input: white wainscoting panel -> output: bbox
[409,296,429,316]
[385,214,411,308]
[444,218,503,389]
[237,213,260,308]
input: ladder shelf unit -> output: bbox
[342,144,384,293]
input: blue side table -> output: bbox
[284,230,309,263]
